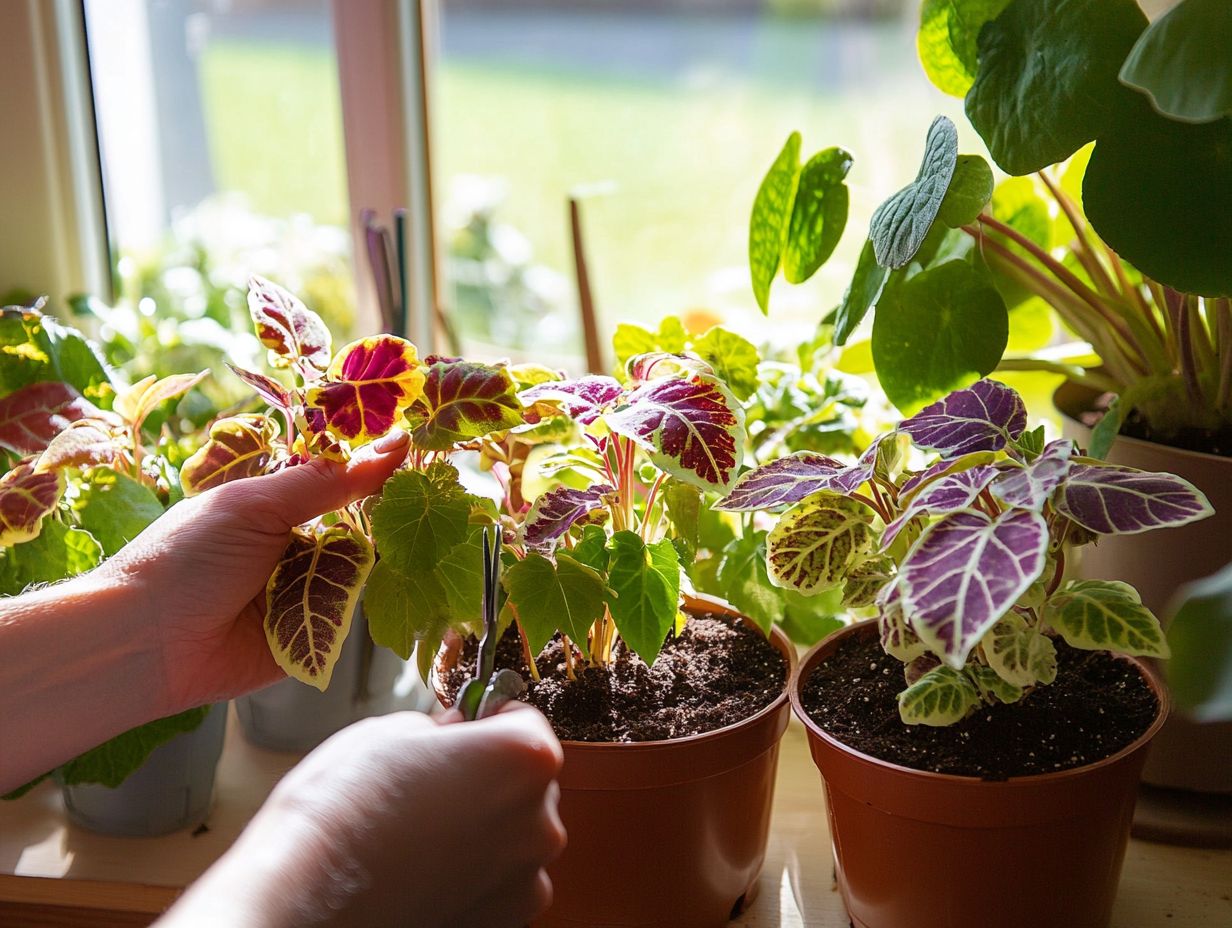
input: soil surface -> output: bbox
[1078,396,1232,458]
[800,627,1159,779]
[440,613,787,742]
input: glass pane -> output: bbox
[83,0,356,388]
[434,0,973,363]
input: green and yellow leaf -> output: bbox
[1044,579,1170,658]
[765,493,876,595]
[984,612,1057,687]
[898,664,980,726]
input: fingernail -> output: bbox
[372,429,409,454]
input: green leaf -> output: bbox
[869,116,958,269]
[662,482,702,565]
[606,531,680,665]
[1084,107,1232,297]
[841,556,893,609]
[0,521,102,596]
[58,706,210,788]
[965,0,1147,175]
[780,587,845,646]
[370,463,472,572]
[782,147,853,284]
[691,327,761,402]
[898,664,980,726]
[505,552,609,657]
[966,663,1024,704]
[1120,0,1232,124]
[834,239,889,346]
[983,612,1057,687]
[1044,579,1169,658]
[0,310,112,399]
[871,259,1008,413]
[364,558,452,660]
[749,132,802,314]
[937,155,993,228]
[569,523,611,573]
[717,532,786,634]
[612,323,659,370]
[765,493,876,595]
[74,467,164,557]
[1089,396,1124,461]
[1167,563,1232,723]
[437,534,487,622]
[917,0,1012,97]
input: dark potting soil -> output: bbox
[800,627,1159,780]
[440,613,788,742]
[1078,398,1232,458]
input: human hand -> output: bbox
[161,705,566,928]
[99,431,410,716]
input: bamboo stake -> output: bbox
[570,196,605,374]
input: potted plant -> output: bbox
[363,334,798,927]
[750,0,1232,826]
[718,376,1210,928]
[0,300,226,835]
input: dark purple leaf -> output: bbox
[715,451,851,512]
[900,379,1027,457]
[520,484,613,551]
[900,508,1048,667]
[991,438,1074,511]
[607,374,745,492]
[519,376,623,426]
[1056,462,1214,535]
[227,363,292,409]
[881,465,997,548]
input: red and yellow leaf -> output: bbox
[247,275,333,376]
[404,360,524,451]
[36,419,125,473]
[114,371,209,431]
[0,464,66,546]
[226,363,292,409]
[181,414,280,496]
[0,381,103,455]
[305,335,425,446]
[264,524,375,690]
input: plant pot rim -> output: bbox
[790,619,1170,787]
[1053,380,1232,465]
[434,591,796,752]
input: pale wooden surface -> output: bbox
[2,706,1230,926]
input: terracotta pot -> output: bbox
[792,621,1168,928]
[434,594,794,928]
[1056,382,1232,797]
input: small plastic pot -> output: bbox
[60,702,227,837]
[236,604,431,752]
[435,594,795,928]
[791,621,1168,928]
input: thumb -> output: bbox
[230,429,409,530]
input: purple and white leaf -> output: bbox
[991,439,1075,511]
[900,508,1048,667]
[881,465,998,548]
[520,484,613,551]
[519,376,624,426]
[899,451,997,499]
[900,379,1027,458]
[715,451,853,512]
[1055,461,1214,535]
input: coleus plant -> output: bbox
[751,0,1232,449]
[717,377,1214,726]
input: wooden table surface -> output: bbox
[2,706,1229,927]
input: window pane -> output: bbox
[435,0,972,362]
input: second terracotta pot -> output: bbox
[791,622,1168,928]
[435,594,795,928]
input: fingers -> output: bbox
[223,430,409,530]
[462,705,565,779]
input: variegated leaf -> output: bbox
[900,508,1048,667]
[519,375,624,426]
[114,371,209,431]
[520,483,613,551]
[226,362,292,409]
[882,464,998,548]
[991,439,1075,511]
[1055,461,1213,535]
[966,663,1024,705]
[0,464,66,546]
[181,414,279,496]
[404,360,524,451]
[247,275,333,375]
[983,612,1057,687]
[715,451,854,512]
[898,664,979,726]
[35,419,124,473]
[899,379,1027,457]
[306,335,426,446]
[624,351,713,384]
[607,373,746,493]
[1044,579,1170,658]
[264,524,375,690]
[765,493,876,595]
[0,381,102,454]
[898,451,998,499]
[842,556,894,608]
[878,584,928,662]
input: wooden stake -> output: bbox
[570,196,604,374]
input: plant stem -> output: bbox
[1036,171,1121,301]
[561,633,577,682]
[511,611,542,683]
[1216,299,1232,412]
[994,358,1118,393]
[1169,288,1204,405]
[641,472,667,541]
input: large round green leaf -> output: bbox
[1084,108,1232,297]
[872,259,1008,412]
[1120,0,1232,124]
[937,154,994,228]
[917,0,1012,97]
[783,147,852,284]
[965,0,1147,175]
